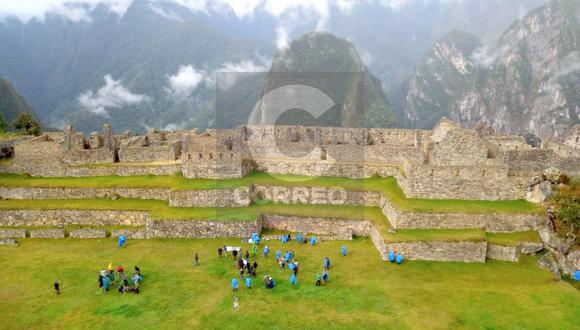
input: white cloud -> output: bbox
[214,59,269,89]
[79,74,151,117]
[0,0,132,22]
[166,65,207,99]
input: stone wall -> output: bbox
[252,184,381,206]
[146,218,261,238]
[0,186,249,208]
[169,187,250,207]
[69,228,107,239]
[486,244,519,262]
[119,145,179,163]
[0,210,149,227]
[401,163,525,200]
[29,229,65,238]
[261,214,372,237]
[0,228,26,238]
[386,241,488,263]
[381,197,544,232]
[111,228,148,239]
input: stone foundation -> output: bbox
[385,241,488,263]
[0,228,26,238]
[29,229,65,238]
[146,218,261,238]
[111,228,148,239]
[0,210,149,227]
[487,244,519,262]
[69,228,107,239]
[261,214,372,237]
[381,197,544,232]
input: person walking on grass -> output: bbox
[245,276,253,289]
[342,245,347,256]
[263,245,270,257]
[194,253,199,267]
[291,273,298,287]
[54,280,61,295]
[315,273,322,286]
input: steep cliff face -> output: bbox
[402,0,580,139]
[261,32,397,128]
[405,31,482,129]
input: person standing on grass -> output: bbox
[324,257,331,270]
[245,276,253,289]
[54,280,61,295]
[102,274,110,292]
[251,244,258,258]
[263,245,270,257]
[218,246,223,258]
[117,265,124,279]
[194,253,199,267]
[232,278,239,292]
[322,270,329,286]
[311,236,317,246]
[276,249,282,260]
[291,273,298,287]
[342,245,347,256]
[315,273,322,286]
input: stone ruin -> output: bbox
[1,118,579,201]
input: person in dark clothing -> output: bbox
[232,249,238,258]
[245,250,250,260]
[98,275,103,289]
[194,253,199,267]
[54,280,61,295]
[218,247,223,257]
[253,261,258,270]
[134,266,141,275]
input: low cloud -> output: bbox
[79,74,151,117]
[165,65,207,99]
[214,59,269,89]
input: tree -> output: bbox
[13,114,41,136]
[551,180,580,235]
[0,113,8,132]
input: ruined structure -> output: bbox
[2,119,579,201]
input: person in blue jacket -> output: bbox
[396,253,404,265]
[574,270,580,281]
[263,245,270,257]
[232,278,239,292]
[291,273,298,286]
[324,257,331,270]
[102,275,110,292]
[341,245,347,256]
[118,235,127,248]
[389,250,396,262]
[311,236,317,246]
[276,249,282,260]
[245,276,253,289]
[297,233,304,244]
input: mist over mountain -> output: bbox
[393,0,580,139]
[0,0,577,139]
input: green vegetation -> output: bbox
[0,172,544,214]
[0,239,578,329]
[13,113,41,136]
[384,229,486,243]
[486,231,542,246]
[550,179,580,233]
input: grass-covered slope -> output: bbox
[0,239,577,329]
[0,172,544,214]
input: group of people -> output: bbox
[228,232,346,293]
[388,250,405,264]
[98,263,143,294]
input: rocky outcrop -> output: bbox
[538,225,577,279]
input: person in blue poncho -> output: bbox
[245,276,253,289]
[396,253,404,265]
[281,235,287,244]
[342,245,347,256]
[574,270,580,281]
[118,235,127,248]
[324,257,331,270]
[389,250,396,263]
[311,236,317,246]
[276,249,282,260]
[297,233,304,244]
[285,251,292,262]
[322,270,329,286]
[232,278,239,292]
[102,275,110,292]
[263,245,270,257]
[291,273,298,286]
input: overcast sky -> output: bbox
[0,0,431,22]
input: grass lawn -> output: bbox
[486,231,542,246]
[0,172,544,214]
[0,238,578,329]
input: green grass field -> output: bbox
[0,172,544,214]
[0,238,578,329]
